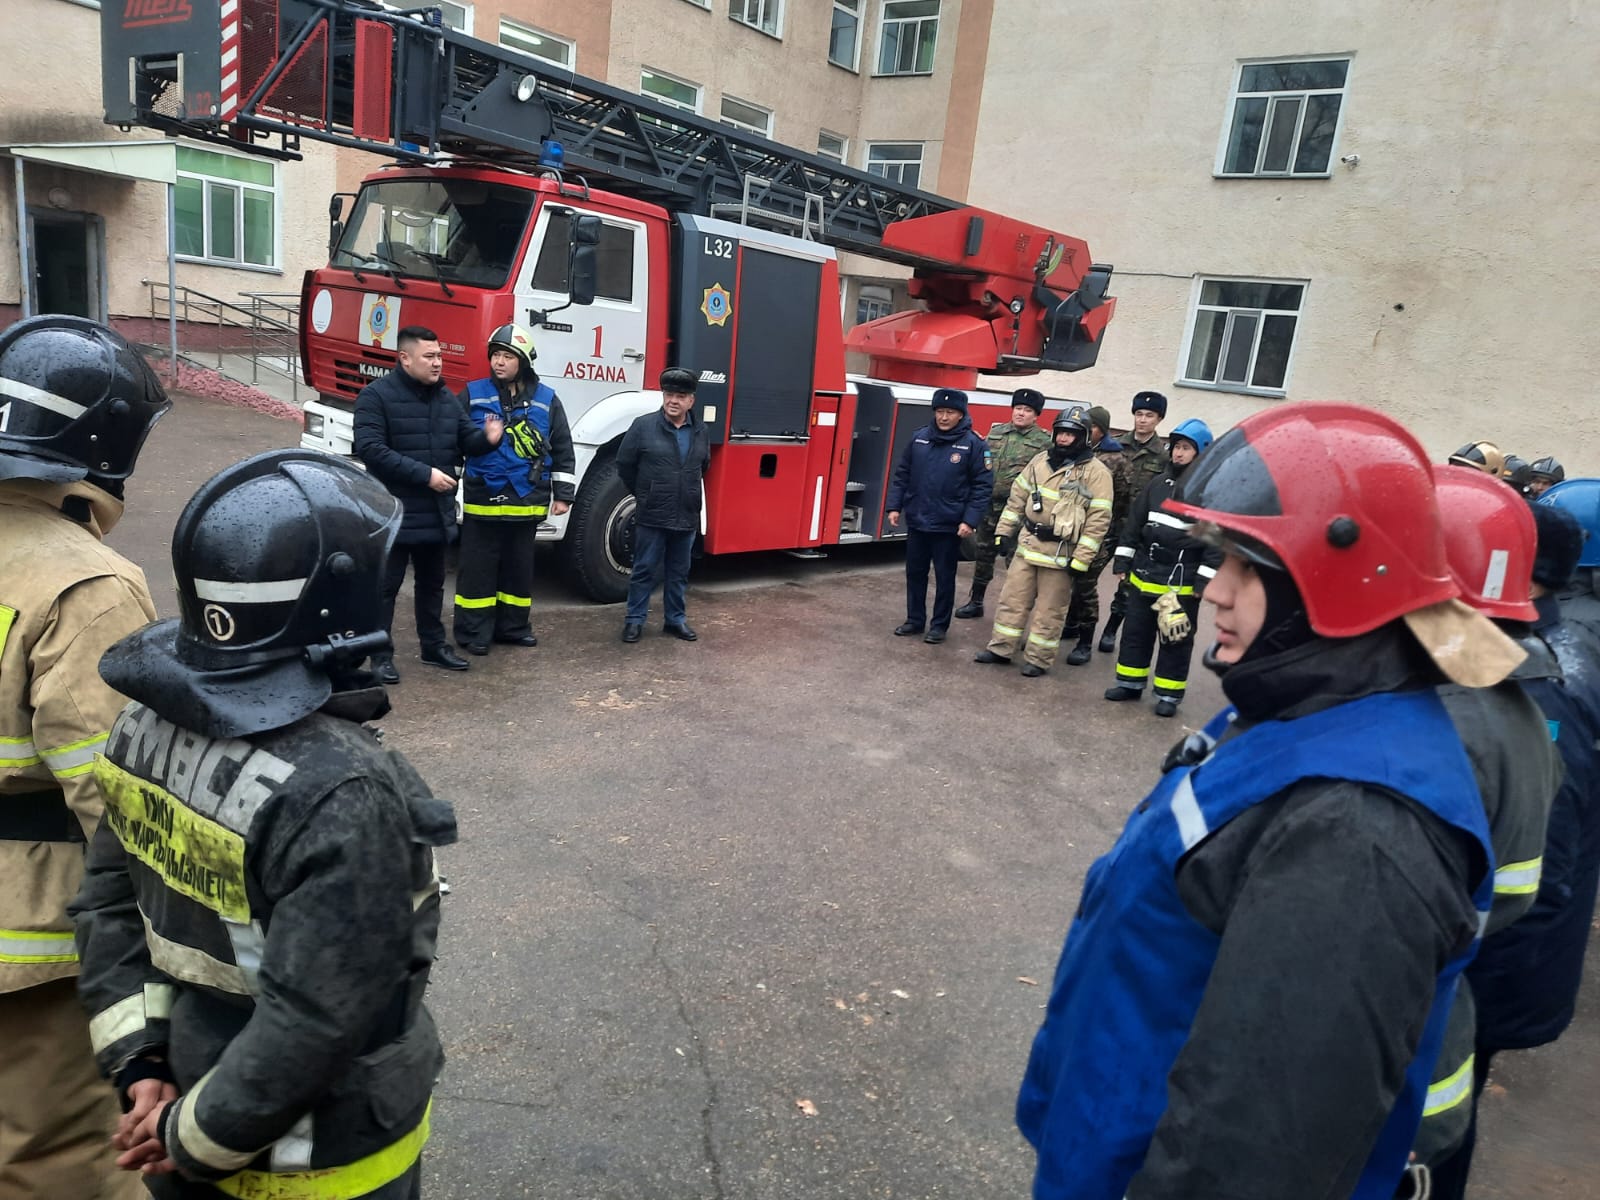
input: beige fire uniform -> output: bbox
[0,478,155,1200]
[988,453,1115,669]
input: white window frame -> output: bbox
[174,145,280,272]
[829,0,862,71]
[640,67,703,115]
[729,0,783,39]
[719,94,774,139]
[379,1,471,33]
[817,130,849,163]
[1177,276,1308,398]
[864,141,924,188]
[679,0,711,7]
[855,284,893,325]
[1215,56,1351,179]
[876,0,939,76]
[498,18,574,70]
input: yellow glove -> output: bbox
[506,419,544,461]
[1154,591,1192,644]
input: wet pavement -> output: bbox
[110,392,1598,1198]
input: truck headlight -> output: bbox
[304,412,325,438]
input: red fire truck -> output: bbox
[102,1,1116,601]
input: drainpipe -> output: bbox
[14,157,30,320]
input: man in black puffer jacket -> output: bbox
[354,326,501,680]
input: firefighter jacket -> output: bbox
[71,692,456,1195]
[1114,467,1223,595]
[995,452,1114,572]
[982,421,1051,501]
[0,479,155,993]
[1017,687,1492,1200]
[460,377,576,518]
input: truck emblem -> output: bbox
[700,283,731,328]
[360,294,401,349]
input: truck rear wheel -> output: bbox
[563,454,635,603]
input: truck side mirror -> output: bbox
[569,214,601,307]
[328,193,355,258]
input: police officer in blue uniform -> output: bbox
[1018,403,1526,1200]
[453,325,575,655]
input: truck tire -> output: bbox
[563,454,635,603]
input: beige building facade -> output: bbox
[970,1,1600,466]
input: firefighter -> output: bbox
[71,449,453,1198]
[1103,418,1220,716]
[1093,390,1170,654]
[955,388,1051,620]
[1060,404,1135,664]
[1499,454,1534,497]
[0,316,167,1200]
[974,405,1113,676]
[1446,440,1505,476]
[1525,455,1564,498]
[453,324,575,655]
[1018,402,1522,1200]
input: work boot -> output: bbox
[894,621,924,637]
[372,654,400,686]
[1097,613,1123,653]
[1065,629,1095,666]
[1020,663,1047,678]
[974,649,1012,665]
[954,583,987,620]
[923,628,947,644]
[495,632,538,647]
[1104,684,1142,702]
[1154,698,1180,718]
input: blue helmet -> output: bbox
[1538,478,1600,567]
[1169,417,1214,455]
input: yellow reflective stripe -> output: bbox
[463,503,547,517]
[1000,508,1022,522]
[453,595,496,609]
[177,1072,257,1172]
[1153,676,1189,692]
[40,733,108,779]
[1115,665,1150,680]
[1027,634,1059,649]
[1494,856,1543,895]
[0,738,42,767]
[1128,574,1195,595]
[0,928,79,963]
[1018,547,1069,567]
[1035,485,1061,501]
[992,622,1025,638]
[213,1101,432,1200]
[1088,498,1114,510]
[1078,537,1102,552]
[495,593,532,608]
[1423,1055,1476,1117]
[0,604,14,656]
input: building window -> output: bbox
[1219,58,1350,177]
[877,0,939,75]
[865,142,923,187]
[817,131,848,163]
[856,285,893,324]
[174,146,276,268]
[640,68,702,113]
[829,0,861,70]
[498,19,573,69]
[1181,278,1305,394]
[680,0,710,7]
[720,95,774,138]
[729,0,782,38]
[380,1,471,33]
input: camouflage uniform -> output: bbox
[970,421,1052,588]
[1101,431,1169,627]
[1064,434,1137,640]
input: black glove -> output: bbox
[995,531,1019,559]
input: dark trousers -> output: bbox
[1114,580,1201,698]
[626,524,694,625]
[382,541,447,654]
[453,518,536,646]
[1063,546,1115,633]
[1421,1049,1494,1200]
[969,494,1008,588]
[148,1159,421,1198]
[905,528,961,632]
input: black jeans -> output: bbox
[382,541,448,654]
[904,528,961,632]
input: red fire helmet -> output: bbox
[1433,464,1538,622]
[1164,402,1459,638]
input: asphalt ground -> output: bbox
[106,393,1598,1199]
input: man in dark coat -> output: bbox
[353,326,501,681]
[617,368,711,644]
[884,388,993,643]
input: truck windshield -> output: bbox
[330,178,535,288]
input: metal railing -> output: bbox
[146,283,302,403]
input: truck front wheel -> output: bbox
[563,454,635,603]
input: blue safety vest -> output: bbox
[1017,689,1493,1200]
[464,377,554,498]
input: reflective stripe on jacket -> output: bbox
[995,452,1114,570]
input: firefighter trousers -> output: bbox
[144,1161,423,1199]
[453,517,536,647]
[988,559,1076,669]
[1114,582,1201,700]
[0,978,143,1200]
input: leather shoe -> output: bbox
[463,642,489,657]
[421,645,470,671]
[1021,663,1047,677]
[953,599,984,620]
[372,656,400,686]
[494,632,538,647]
[923,628,946,644]
[1104,685,1142,702]
[1154,698,1180,718]
[621,623,642,643]
[1065,643,1094,666]
[973,649,1011,665]
[664,623,698,642]
[893,622,924,637]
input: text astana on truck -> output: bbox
[102,0,1116,602]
